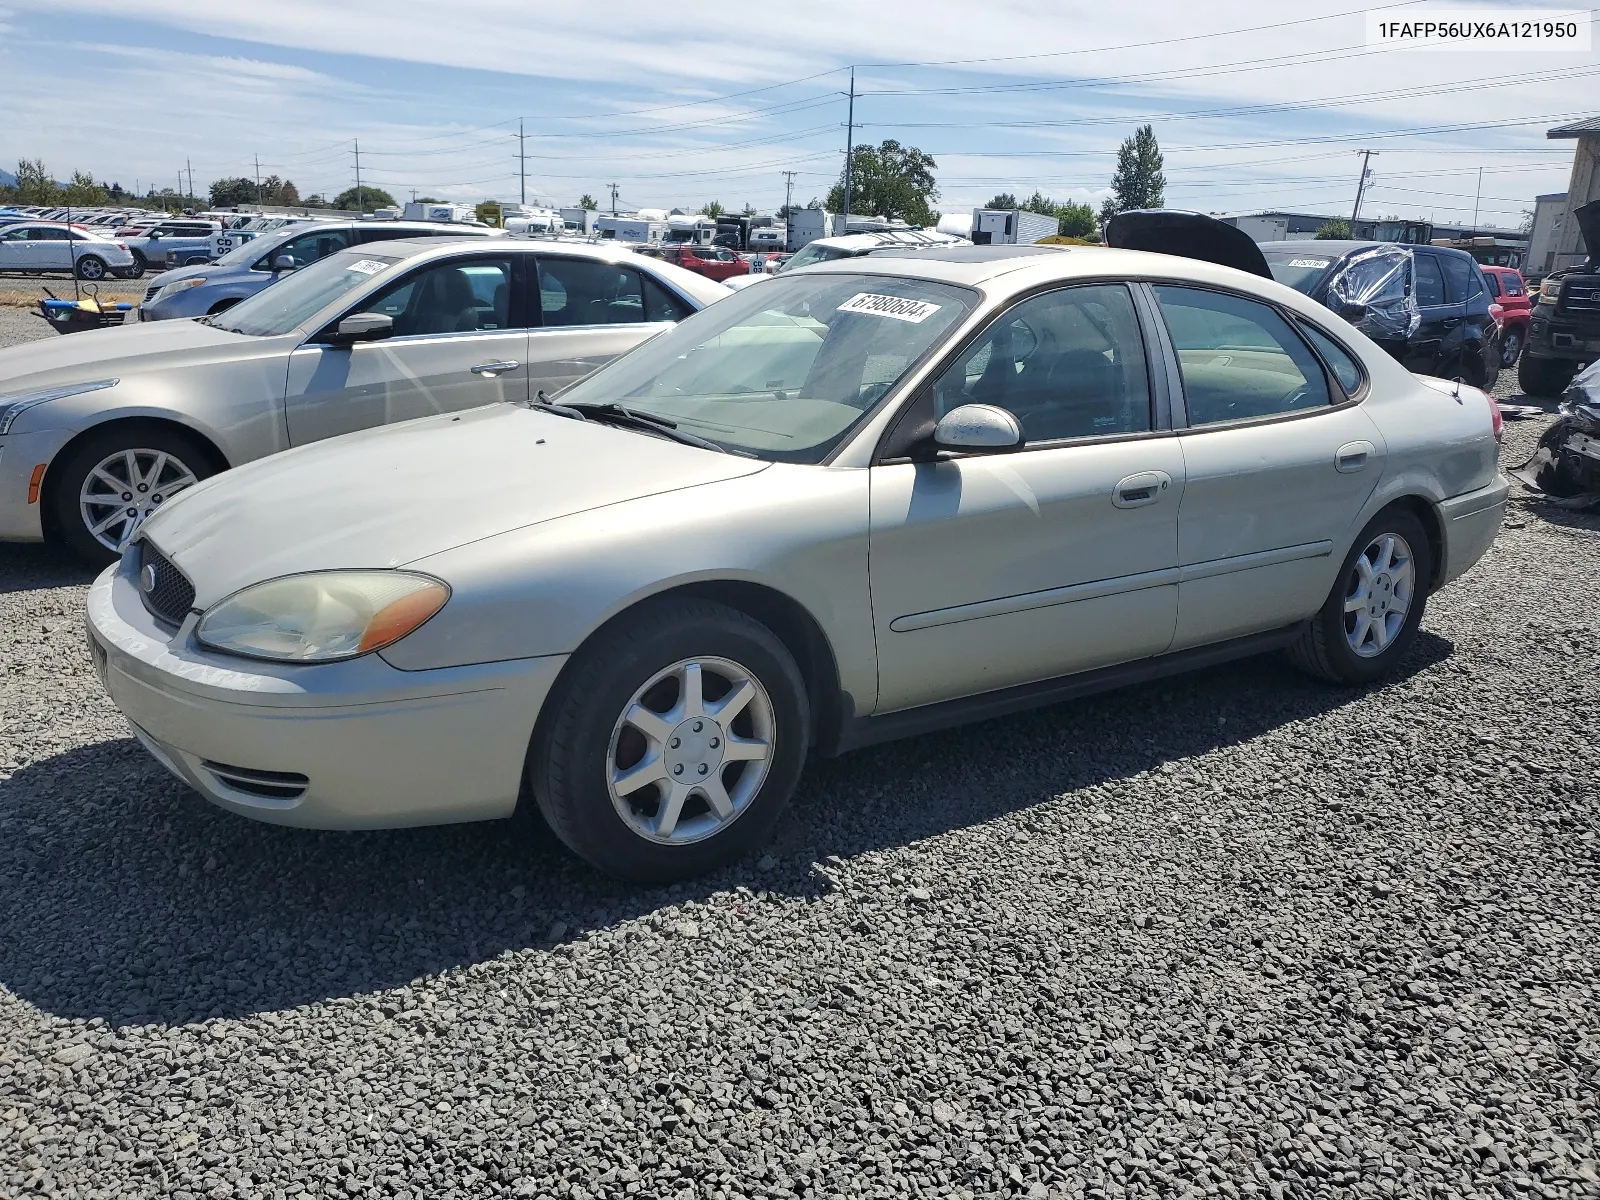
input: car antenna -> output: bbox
[1451,374,1465,404]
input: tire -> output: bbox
[1499,327,1523,368]
[1287,506,1433,686]
[127,251,147,279]
[1478,343,1499,392]
[532,596,810,882]
[1518,353,1575,398]
[48,425,216,565]
[74,255,108,281]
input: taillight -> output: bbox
[1487,393,1503,443]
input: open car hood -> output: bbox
[1104,209,1272,279]
[1576,199,1600,269]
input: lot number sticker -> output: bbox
[837,292,942,322]
[1287,258,1331,269]
[345,259,390,276]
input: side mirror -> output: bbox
[933,403,1024,453]
[328,313,393,345]
[272,255,296,273]
[148,231,163,240]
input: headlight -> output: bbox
[195,571,450,663]
[1539,278,1562,302]
[154,277,207,302]
[0,379,118,435]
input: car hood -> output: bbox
[0,317,267,395]
[139,402,770,606]
[151,262,213,286]
[1104,209,1273,279]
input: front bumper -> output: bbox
[1528,311,1600,360]
[0,427,77,541]
[1437,473,1511,587]
[86,556,568,829]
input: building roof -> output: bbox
[1547,116,1600,139]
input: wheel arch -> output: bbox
[40,415,231,538]
[1375,494,1446,594]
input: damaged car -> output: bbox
[1106,211,1500,389]
[1513,358,1600,505]
[1519,199,1600,397]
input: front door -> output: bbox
[1149,284,1387,650]
[869,283,1183,713]
[284,254,528,446]
[524,256,680,396]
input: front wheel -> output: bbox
[1499,327,1523,367]
[48,426,215,564]
[532,597,809,882]
[1287,507,1433,685]
[1518,353,1575,398]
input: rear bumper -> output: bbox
[1437,474,1510,587]
[86,559,568,829]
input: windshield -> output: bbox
[212,249,400,337]
[1263,252,1337,294]
[211,233,283,267]
[781,242,860,272]
[554,272,976,463]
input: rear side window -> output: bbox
[537,258,647,326]
[1482,272,1502,298]
[1413,255,1446,307]
[1153,285,1331,425]
[1298,322,1364,397]
[1440,254,1474,303]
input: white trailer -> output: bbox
[505,207,566,237]
[1233,215,1291,243]
[970,209,1058,245]
[402,201,479,224]
[560,207,598,235]
[786,209,833,252]
[595,216,668,244]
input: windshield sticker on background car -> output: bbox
[345,259,390,276]
[836,293,943,323]
[1287,258,1331,269]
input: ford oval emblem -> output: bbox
[140,563,158,593]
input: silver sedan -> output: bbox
[87,243,1509,881]
[0,239,728,560]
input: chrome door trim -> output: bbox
[888,539,1334,633]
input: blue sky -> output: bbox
[0,0,1592,227]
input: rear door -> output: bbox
[34,226,74,269]
[1150,284,1387,649]
[283,252,528,445]
[1403,250,1456,375]
[524,256,678,395]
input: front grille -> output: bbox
[201,761,309,802]
[143,284,160,304]
[137,540,195,627]
[1558,279,1600,315]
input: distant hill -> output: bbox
[0,168,16,188]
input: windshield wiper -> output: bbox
[560,401,748,455]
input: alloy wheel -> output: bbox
[78,448,199,552]
[1343,532,1415,658]
[606,656,775,845]
[1500,330,1522,367]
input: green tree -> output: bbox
[986,192,1019,210]
[578,193,598,210]
[827,139,939,226]
[1056,200,1098,239]
[209,177,258,207]
[261,175,299,206]
[333,185,395,212]
[62,170,107,207]
[1099,124,1165,227]
[13,158,57,205]
[1021,191,1057,216]
[702,200,726,218]
[1315,217,1351,240]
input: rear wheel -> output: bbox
[1288,507,1432,685]
[48,426,215,564]
[1499,327,1523,367]
[127,251,147,279]
[532,597,809,882]
[1518,354,1575,397]
[74,255,108,281]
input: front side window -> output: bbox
[1413,254,1446,307]
[642,276,693,323]
[537,259,646,326]
[255,228,353,272]
[1153,285,1331,426]
[932,284,1151,442]
[555,272,975,462]
[351,258,514,336]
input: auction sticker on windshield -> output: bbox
[837,293,942,323]
[346,259,390,276]
[1288,258,1332,269]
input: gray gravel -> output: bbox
[1,322,1597,1198]
[0,305,56,349]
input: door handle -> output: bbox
[1112,470,1172,509]
[1335,440,1375,473]
[470,360,520,378]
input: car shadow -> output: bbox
[0,542,99,594]
[0,632,1453,1027]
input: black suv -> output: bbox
[1520,199,1599,397]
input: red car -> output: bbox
[1481,265,1531,367]
[648,243,751,282]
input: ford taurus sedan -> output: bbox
[87,243,1509,882]
[0,239,728,561]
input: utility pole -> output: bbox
[185,158,195,210]
[841,66,856,234]
[517,119,528,207]
[1350,149,1376,225]
[782,169,796,218]
[353,139,362,212]
[255,154,263,208]
[608,182,619,216]
[1471,166,1483,230]
[177,172,184,209]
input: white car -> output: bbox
[0,222,138,281]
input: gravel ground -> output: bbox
[0,324,1596,1199]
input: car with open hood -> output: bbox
[1106,210,1500,389]
[0,238,728,561]
[86,240,1509,882]
[1519,199,1600,396]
